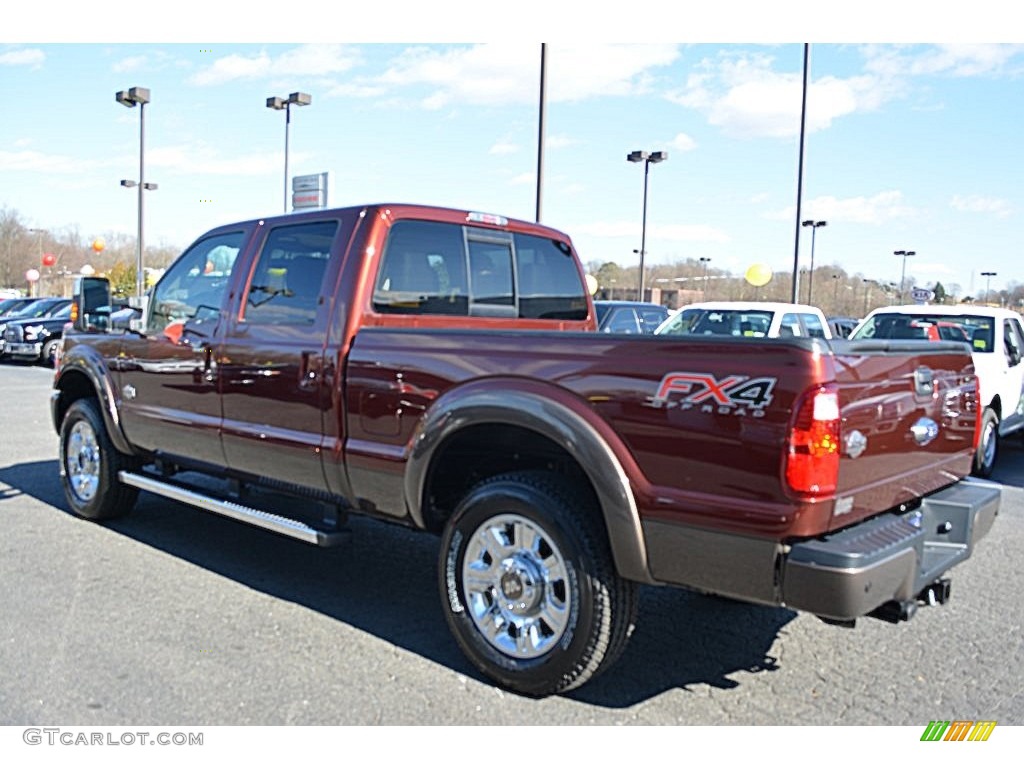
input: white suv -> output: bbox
[851,304,1024,477]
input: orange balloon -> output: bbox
[91,237,106,253]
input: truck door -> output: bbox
[116,229,248,466]
[218,219,340,492]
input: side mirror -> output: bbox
[72,276,112,332]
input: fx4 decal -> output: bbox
[646,372,778,416]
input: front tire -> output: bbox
[973,407,999,478]
[41,338,61,367]
[439,471,637,697]
[60,399,139,520]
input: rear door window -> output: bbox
[779,313,803,337]
[801,313,827,338]
[243,221,337,326]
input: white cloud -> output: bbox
[654,223,731,243]
[489,141,519,155]
[669,132,697,151]
[0,48,44,68]
[950,194,1012,218]
[113,55,150,73]
[147,142,293,176]
[668,51,896,139]
[326,82,387,99]
[190,44,361,86]
[774,190,916,224]
[864,44,1024,78]
[546,134,576,150]
[0,149,106,174]
[377,43,680,109]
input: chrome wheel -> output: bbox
[461,513,570,659]
[65,419,101,503]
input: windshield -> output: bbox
[10,299,68,319]
[851,312,986,350]
[657,307,774,337]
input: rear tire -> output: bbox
[60,399,139,520]
[973,407,998,478]
[438,470,638,697]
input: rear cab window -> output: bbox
[852,313,992,351]
[371,219,588,322]
[658,308,774,337]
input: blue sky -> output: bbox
[3,3,1022,299]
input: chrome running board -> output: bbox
[119,471,348,546]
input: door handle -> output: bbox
[202,344,216,384]
[298,351,320,391]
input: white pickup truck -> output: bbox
[655,300,833,339]
[851,304,1024,477]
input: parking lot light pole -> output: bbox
[894,249,916,303]
[981,271,997,305]
[627,150,668,301]
[116,86,152,300]
[699,256,711,299]
[801,220,826,304]
[267,92,312,213]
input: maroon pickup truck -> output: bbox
[53,203,999,696]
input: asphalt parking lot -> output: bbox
[1,362,1022,727]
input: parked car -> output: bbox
[0,297,72,350]
[827,316,860,339]
[655,300,832,339]
[0,297,38,318]
[594,300,670,334]
[851,304,1024,477]
[2,302,72,365]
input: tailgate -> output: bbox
[829,338,977,531]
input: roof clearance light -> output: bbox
[466,212,508,227]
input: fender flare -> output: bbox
[404,380,655,584]
[52,345,136,457]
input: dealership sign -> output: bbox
[292,172,328,210]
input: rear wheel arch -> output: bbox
[406,385,654,585]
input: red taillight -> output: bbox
[786,384,840,495]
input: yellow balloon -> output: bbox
[585,274,599,296]
[91,237,106,254]
[745,263,772,287]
